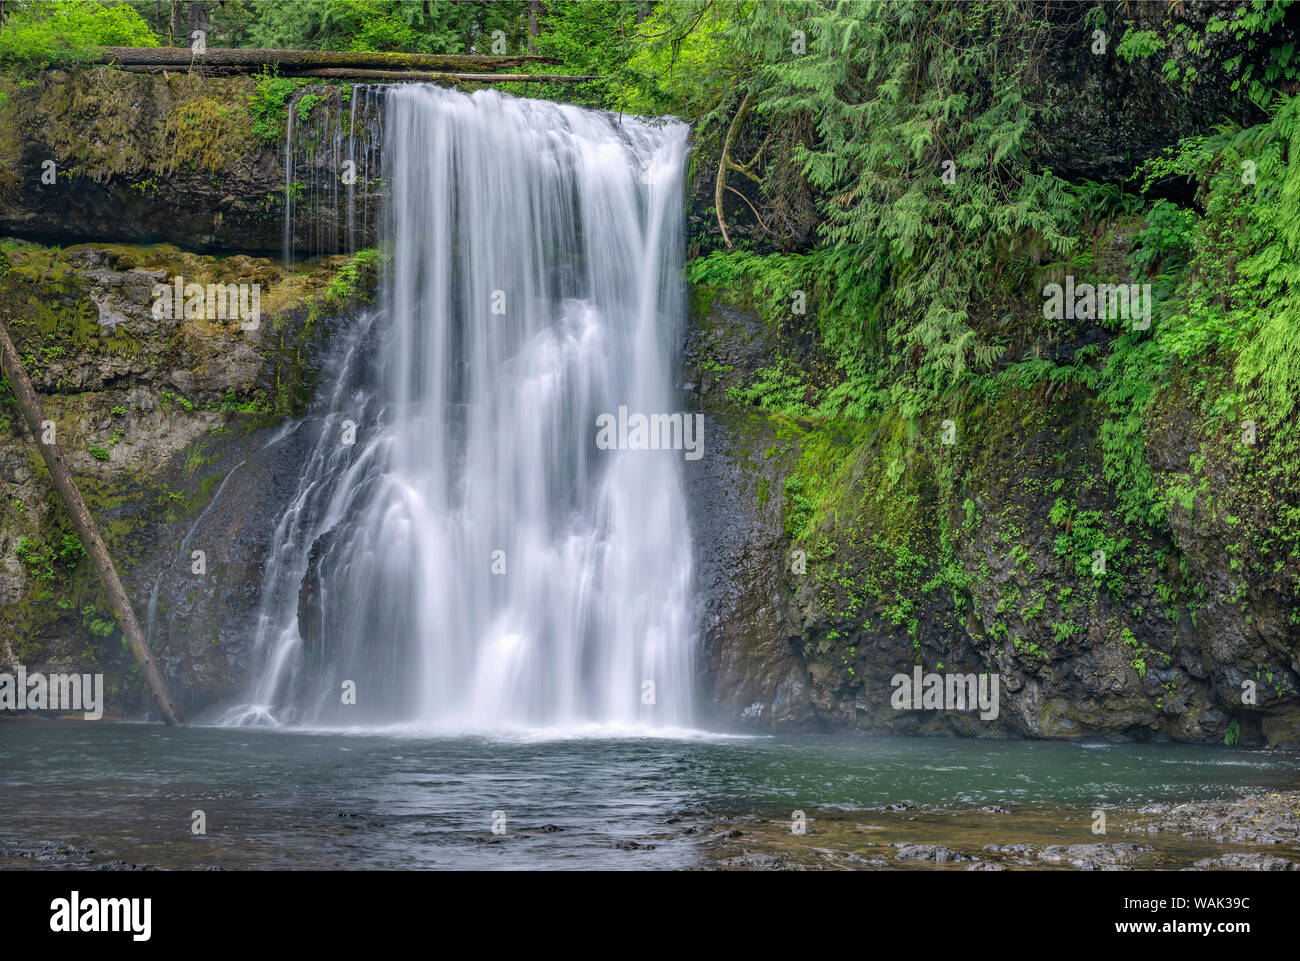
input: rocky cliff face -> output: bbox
[0,238,370,718]
[682,258,1300,748]
[0,70,379,255]
[676,3,1300,746]
[0,69,382,718]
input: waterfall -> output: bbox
[282,85,385,262]
[221,85,696,733]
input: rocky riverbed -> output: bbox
[694,790,1300,871]
[4,788,1295,872]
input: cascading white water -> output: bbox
[222,86,695,733]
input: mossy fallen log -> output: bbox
[293,68,601,84]
[82,45,562,73]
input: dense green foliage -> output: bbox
[657,0,1300,670]
[663,0,1300,549]
[248,68,302,143]
[0,0,543,59]
[0,0,157,66]
[235,0,534,53]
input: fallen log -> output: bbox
[293,68,601,84]
[0,316,184,726]
[85,45,561,73]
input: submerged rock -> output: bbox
[1037,843,1154,868]
[892,843,974,863]
[1192,853,1296,871]
[718,852,789,870]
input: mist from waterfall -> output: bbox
[221,85,696,734]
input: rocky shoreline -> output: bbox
[693,790,1300,871]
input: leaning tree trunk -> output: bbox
[0,318,184,726]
